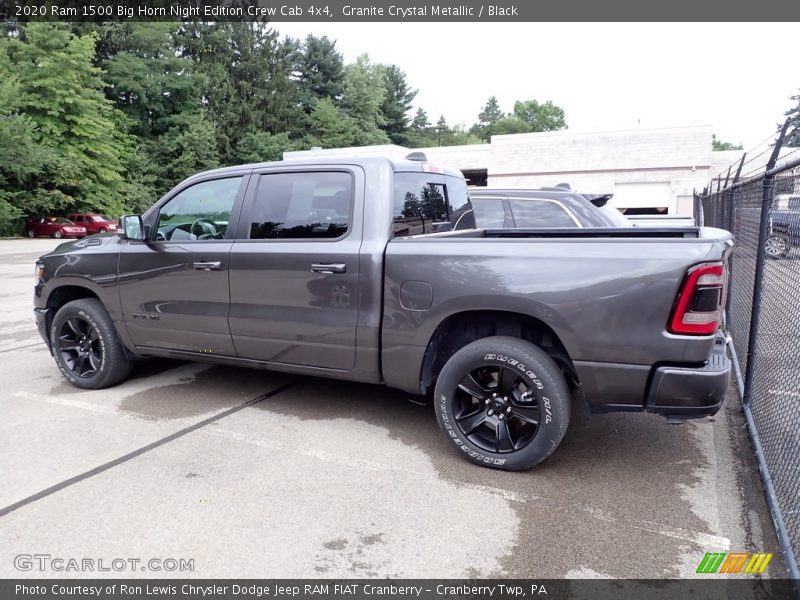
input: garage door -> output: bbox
[611,182,674,212]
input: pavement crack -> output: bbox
[0,379,299,518]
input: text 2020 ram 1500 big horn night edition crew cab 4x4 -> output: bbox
[33,155,733,470]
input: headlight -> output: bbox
[35,261,45,284]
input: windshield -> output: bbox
[51,218,72,224]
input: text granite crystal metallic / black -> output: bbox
[32,155,734,470]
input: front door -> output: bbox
[118,175,248,355]
[228,168,362,370]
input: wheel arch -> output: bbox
[44,284,102,337]
[419,310,579,394]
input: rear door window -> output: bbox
[508,199,578,228]
[248,171,353,240]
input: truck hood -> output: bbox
[44,232,119,258]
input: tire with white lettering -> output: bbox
[50,298,133,389]
[434,336,570,470]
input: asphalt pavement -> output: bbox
[0,238,786,580]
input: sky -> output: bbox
[274,22,797,150]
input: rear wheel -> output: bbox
[26,229,36,238]
[433,336,571,471]
[765,233,790,259]
[50,298,133,389]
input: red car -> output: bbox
[67,213,118,234]
[25,217,86,239]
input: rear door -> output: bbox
[228,167,363,370]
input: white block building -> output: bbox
[285,125,729,215]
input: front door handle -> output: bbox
[193,261,221,271]
[311,263,346,274]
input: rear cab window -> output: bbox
[392,171,472,236]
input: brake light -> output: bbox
[422,163,442,173]
[668,262,725,335]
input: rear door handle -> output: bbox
[192,261,221,271]
[311,263,346,274]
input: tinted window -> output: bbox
[472,197,506,228]
[250,172,352,239]
[393,173,472,236]
[156,177,242,241]
[509,199,577,228]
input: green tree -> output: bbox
[490,116,534,136]
[471,96,504,140]
[5,23,133,217]
[178,22,302,162]
[305,98,357,149]
[434,115,449,146]
[295,34,345,110]
[511,99,567,132]
[783,91,800,148]
[151,111,220,185]
[101,24,202,139]
[236,131,295,163]
[0,54,54,234]
[341,54,390,146]
[478,96,503,125]
[380,65,417,145]
[412,108,430,131]
[712,134,743,151]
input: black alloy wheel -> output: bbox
[57,316,103,378]
[453,365,541,454]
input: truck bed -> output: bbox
[381,226,733,404]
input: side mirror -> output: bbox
[118,215,145,241]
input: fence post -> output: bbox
[723,154,747,318]
[741,120,789,405]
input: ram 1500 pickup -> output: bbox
[33,155,733,470]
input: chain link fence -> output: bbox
[698,123,800,584]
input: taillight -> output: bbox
[668,262,725,335]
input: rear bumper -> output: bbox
[645,336,730,417]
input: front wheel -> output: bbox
[50,298,133,389]
[434,336,571,471]
[53,230,63,239]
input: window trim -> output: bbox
[506,196,583,228]
[239,170,356,243]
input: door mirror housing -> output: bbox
[118,215,145,241]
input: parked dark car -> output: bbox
[33,155,733,470]
[25,217,86,239]
[766,196,800,258]
[67,213,118,235]
[466,188,631,229]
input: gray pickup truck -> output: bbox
[33,156,733,470]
